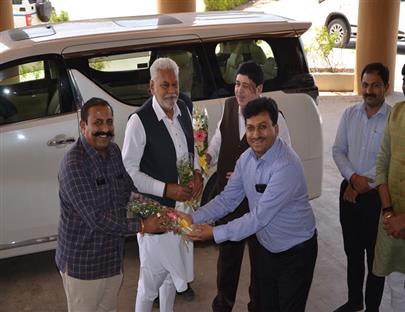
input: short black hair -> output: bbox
[80,97,113,123]
[236,61,264,86]
[361,62,389,86]
[243,97,278,125]
[402,63,405,75]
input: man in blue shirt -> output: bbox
[184,97,317,312]
[332,63,391,312]
[56,97,163,312]
[205,61,290,312]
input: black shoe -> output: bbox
[153,297,159,308]
[177,285,195,301]
[333,302,364,312]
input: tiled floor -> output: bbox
[1,93,403,311]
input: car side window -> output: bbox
[0,56,74,125]
[88,51,152,106]
[84,46,213,106]
[152,48,212,101]
[154,49,196,98]
[215,39,277,84]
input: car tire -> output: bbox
[327,18,350,48]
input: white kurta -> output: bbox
[137,203,193,291]
[122,97,195,311]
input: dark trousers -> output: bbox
[253,232,317,312]
[339,180,385,311]
[212,235,258,312]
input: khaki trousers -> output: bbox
[60,271,123,312]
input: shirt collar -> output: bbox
[248,136,281,163]
[152,96,181,121]
[358,100,390,117]
[80,134,113,161]
[238,105,244,118]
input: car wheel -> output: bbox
[327,18,350,48]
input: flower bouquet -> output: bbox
[193,106,209,176]
[127,193,193,236]
[177,154,199,211]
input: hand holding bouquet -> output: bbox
[127,192,193,237]
[166,210,193,235]
[177,154,199,211]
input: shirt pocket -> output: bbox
[113,173,130,205]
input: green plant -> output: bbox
[305,26,346,72]
[204,0,249,11]
[19,61,44,81]
[49,9,69,23]
[89,58,106,71]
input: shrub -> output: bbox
[305,26,345,72]
[204,0,249,11]
[49,9,69,23]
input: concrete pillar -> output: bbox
[0,0,14,31]
[157,0,196,13]
[355,0,400,94]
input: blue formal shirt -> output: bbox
[332,101,391,188]
[56,135,139,280]
[193,138,316,253]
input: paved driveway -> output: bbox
[1,92,403,311]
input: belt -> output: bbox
[272,230,317,256]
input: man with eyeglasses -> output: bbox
[332,62,391,312]
[181,97,317,312]
[205,61,290,312]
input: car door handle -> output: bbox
[47,135,76,147]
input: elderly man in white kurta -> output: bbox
[122,57,203,312]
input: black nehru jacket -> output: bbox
[136,97,194,207]
[216,96,249,223]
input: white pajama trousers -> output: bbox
[135,231,193,312]
[387,271,405,312]
[135,267,177,312]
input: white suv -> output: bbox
[319,0,405,47]
[0,11,323,259]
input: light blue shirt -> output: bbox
[193,138,316,253]
[332,101,391,189]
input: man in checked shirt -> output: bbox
[55,97,163,312]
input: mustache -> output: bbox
[250,137,264,142]
[93,131,114,137]
[164,95,178,100]
[364,93,376,98]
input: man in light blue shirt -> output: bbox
[332,62,391,312]
[184,97,317,312]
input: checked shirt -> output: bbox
[55,135,138,280]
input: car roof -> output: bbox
[0,11,311,64]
